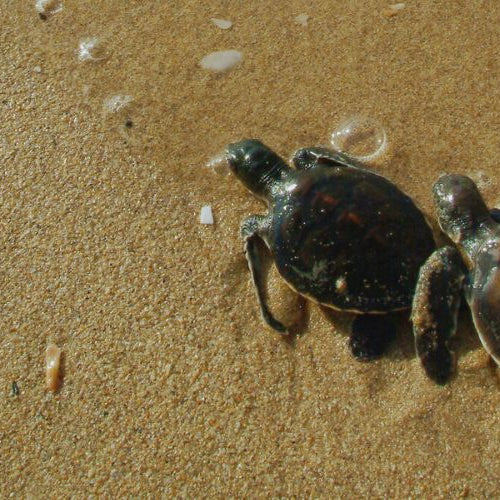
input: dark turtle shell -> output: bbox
[269,165,435,312]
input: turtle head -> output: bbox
[433,174,490,247]
[226,139,288,200]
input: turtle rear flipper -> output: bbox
[412,247,466,384]
[350,315,397,360]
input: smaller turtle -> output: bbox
[412,174,500,383]
[226,139,436,363]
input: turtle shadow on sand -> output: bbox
[320,303,484,376]
[319,307,414,363]
[229,243,485,374]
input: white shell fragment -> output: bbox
[33,66,42,73]
[295,14,310,26]
[45,343,61,392]
[200,50,243,72]
[103,95,133,114]
[210,18,232,30]
[200,205,214,225]
[78,37,106,62]
[35,0,62,16]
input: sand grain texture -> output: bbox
[1,1,499,496]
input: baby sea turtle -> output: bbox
[412,174,500,383]
[226,139,435,363]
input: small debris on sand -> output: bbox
[199,50,243,72]
[200,205,214,225]
[11,381,20,396]
[382,3,406,17]
[295,14,310,26]
[210,18,232,30]
[33,66,42,73]
[45,343,61,392]
[103,95,133,114]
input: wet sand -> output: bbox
[1,1,499,496]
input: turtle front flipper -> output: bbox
[241,215,288,334]
[292,147,362,171]
[412,247,466,384]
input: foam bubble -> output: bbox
[331,115,388,163]
[78,37,107,62]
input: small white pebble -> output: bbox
[103,95,133,113]
[200,205,214,225]
[295,14,309,26]
[45,343,61,392]
[35,0,62,16]
[200,50,243,72]
[210,18,232,30]
[33,66,42,73]
[389,3,406,10]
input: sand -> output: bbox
[1,0,499,496]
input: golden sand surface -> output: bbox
[1,1,499,496]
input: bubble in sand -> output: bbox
[78,37,107,62]
[35,0,62,17]
[200,50,243,72]
[470,170,492,191]
[331,115,388,163]
[206,152,229,176]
